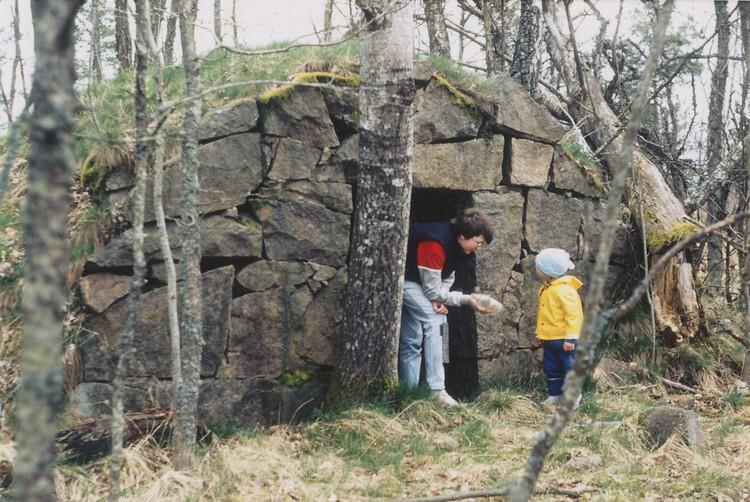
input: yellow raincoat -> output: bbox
[536,275,584,340]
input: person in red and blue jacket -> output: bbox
[401,208,494,407]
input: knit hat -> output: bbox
[535,248,575,278]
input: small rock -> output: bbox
[639,405,707,449]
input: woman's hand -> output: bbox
[432,301,448,315]
[466,296,492,314]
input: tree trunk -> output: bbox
[213,0,222,44]
[14,1,81,500]
[173,0,203,471]
[424,0,451,58]
[705,0,731,294]
[323,0,335,42]
[330,0,415,401]
[740,0,750,383]
[151,0,167,39]
[231,0,238,46]
[90,0,103,83]
[510,0,539,94]
[115,0,132,72]
[482,0,505,74]
[110,1,151,499]
[512,4,674,500]
[164,0,178,64]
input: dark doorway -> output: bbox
[408,189,479,399]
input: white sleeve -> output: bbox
[418,267,471,307]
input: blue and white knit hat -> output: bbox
[535,248,575,278]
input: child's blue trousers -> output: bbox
[542,339,578,396]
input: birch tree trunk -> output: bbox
[109,1,151,499]
[424,0,451,58]
[164,1,178,65]
[90,0,103,83]
[512,4,674,499]
[213,0,222,44]
[482,0,505,74]
[14,1,81,499]
[740,0,750,383]
[331,0,415,401]
[115,0,132,72]
[324,0,335,42]
[151,0,167,39]
[231,0,238,46]
[705,0,731,294]
[173,0,203,470]
[509,0,539,94]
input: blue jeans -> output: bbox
[542,339,578,396]
[399,281,447,390]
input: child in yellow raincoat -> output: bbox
[534,248,584,408]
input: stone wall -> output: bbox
[74,63,636,425]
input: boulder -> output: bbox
[260,86,340,149]
[552,146,605,197]
[315,134,358,184]
[509,138,554,188]
[640,406,707,449]
[255,195,350,267]
[236,260,315,292]
[525,189,585,255]
[413,79,483,144]
[80,266,234,381]
[487,74,567,143]
[292,267,346,366]
[414,137,504,190]
[70,379,173,417]
[473,189,525,358]
[267,138,321,182]
[137,133,264,222]
[284,180,353,214]
[222,289,288,379]
[321,85,358,134]
[199,99,259,143]
[88,214,263,268]
[79,273,131,313]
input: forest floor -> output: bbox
[2,372,747,501]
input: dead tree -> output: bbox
[13,0,82,499]
[330,0,416,401]
[542,0,701,341]
[173,0,204,470]
[512,3,674,499]
[424,0,451,58]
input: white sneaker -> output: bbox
[433,390,459,407]
[540,395,561,407]
[573,394,582,410]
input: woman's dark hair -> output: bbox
[451,208,494,244]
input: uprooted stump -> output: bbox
[639,405,707,450]
[56,409,209,462]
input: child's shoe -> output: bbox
[573,393,582,410]
[539,395,560,407]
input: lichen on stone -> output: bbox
[259,71,360,105]
[433,73,476,109]
[646,222,699,252]
[280,368,313,386]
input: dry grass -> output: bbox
[1,382,747,500]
